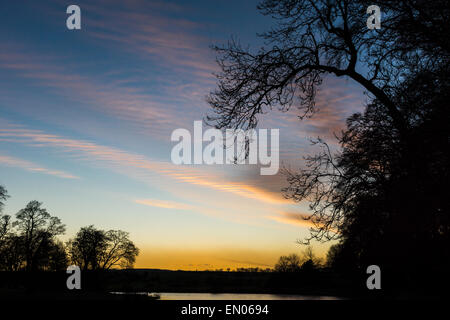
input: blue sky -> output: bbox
[0,0,365,269]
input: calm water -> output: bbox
[159,293,341,300]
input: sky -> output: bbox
[0,0,366,270]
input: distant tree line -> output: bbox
[274,246,323,272]
[0,186,139,272]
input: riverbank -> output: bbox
[0,269,363,300]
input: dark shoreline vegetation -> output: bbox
[0,268,445,300]
[0,269,392,301]
[1,269,356,296]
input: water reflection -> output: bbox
[159,292,341,300]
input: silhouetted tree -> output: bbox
[0,186,19,271]
[208,0,449,288]
[0,189,138,273]
[67,225,107,271]
[100,230,139,269]
[32,234,68,271]
[207,0,450,133]
[14,201,65,271]
[0,185,10,241]
[0,213,11,243]
[0,185,8,211]
[274,254,302,272]
[325,244,341,268]
[68,225,139,270]
[300,259,317,272]
[0,191,69,271]
[358,0,450,58]
[302,245,322,267]
[0,234,24,271]
[287,67,449,274]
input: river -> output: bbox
[159,292,341,300]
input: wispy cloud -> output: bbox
[267,211,339,235]
[0,154,79,179]
[0,122,290,206]
[135,199,194,210]
[82,0,218,78]
[0,48,181,137]
[266,211,316,228]
[283,77,363,139]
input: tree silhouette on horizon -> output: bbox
[67,225,139,271]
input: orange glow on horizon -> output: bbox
[134,246,329,271]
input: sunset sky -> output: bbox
[0,0,366,270]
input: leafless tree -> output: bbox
[68,225,139,270]
[0,185,8,212]
[100,230,139,270]
[274,253,302,272]
[207,0,449,133]
[207,0,449,251]
[14,201,65,271]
